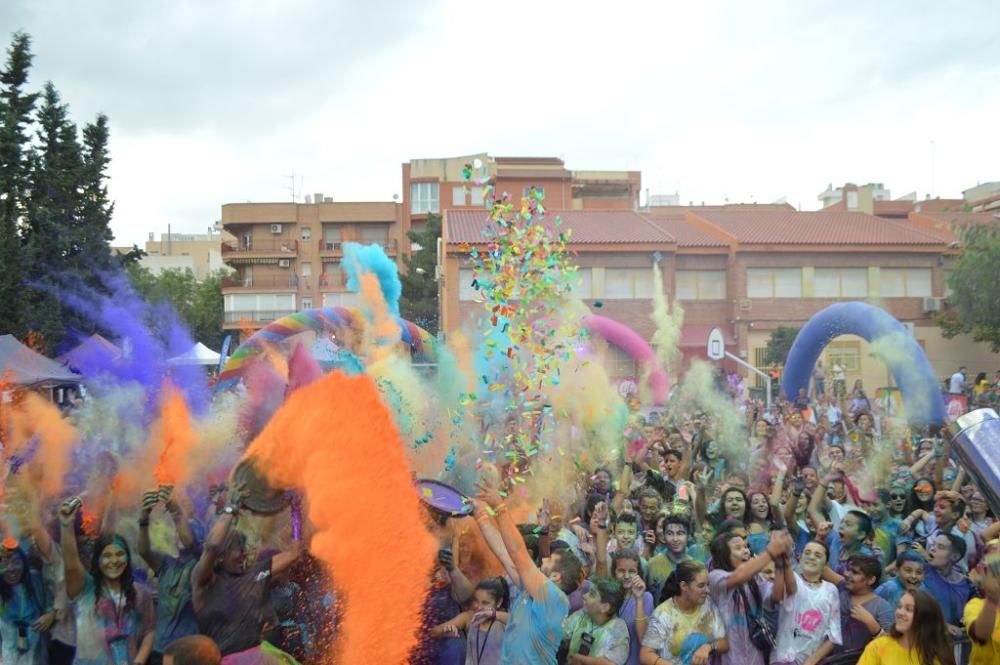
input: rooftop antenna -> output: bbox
[287,172,303,202]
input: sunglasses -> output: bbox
[915,485,933,493]
[889,493,906,500]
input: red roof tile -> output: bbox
[640,213,729,248]
[445,209,674,246]
[912,198,966,213]
[873,200,914,217]
[691,210,945,246]
[908,211,1000,242]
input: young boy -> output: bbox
[874,550,926,609]
[645,514,691,603]
[562,577,630,665]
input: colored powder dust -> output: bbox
[244,371,437,664]
[9,392,78,499]
[154,385,198,487]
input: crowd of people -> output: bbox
[2,367,1000,665]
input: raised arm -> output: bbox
[970,564,999,644]
[137,490,164,573]
[725,536,787,590]
[478,478,550,601]
[57,498,87,600]
[592,502,610,578]
[192,484,246,611]
[471,500,521,587]
[161,485,196,552]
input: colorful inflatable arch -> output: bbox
[584,314,670,405]
[781,302,945,425]
[215,307,436,391]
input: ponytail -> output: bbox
[659,560,706,604]
[476,577,510,612]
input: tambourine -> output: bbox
[416,479,473,518]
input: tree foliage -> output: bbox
[126,265,226,350]
[764,325,801,366]
[936,225,1000,352]
[0,33,118,352]
[398,213,441,335]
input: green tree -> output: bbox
[0,32,38,335]
[399,213,441,334]
[76,113,115,274]
[127,265,225,350]
[764,325,800,366]
[936,225,1000,352]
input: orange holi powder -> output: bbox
[9,392,78,499]
[153,386,197,486]
[244,370,436,664]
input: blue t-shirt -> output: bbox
[153,555,199,653]
[922,567,973,626]
[499,578,569,665]
[826,531,883,576]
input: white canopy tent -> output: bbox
[167,342,221,366]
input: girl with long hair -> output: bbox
[0,544,50,665]
[856,590,955,665]
[746,492,777,556]
[432,578,510,665]
[639,560,728,665]
[707,530,790,665]
[59,498,155,665]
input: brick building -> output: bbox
[220,199,401,336]
[440,206,999,395]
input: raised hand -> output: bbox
[58,497,82,527]
[140,490,160,517]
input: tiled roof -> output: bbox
[908,211,1000,242]
[691,210,945,246]
[640,213,729,248]
[873,200,914,217]
[445,209,674,246]
[912,198,966,213]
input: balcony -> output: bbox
[221,275,299,291]
[222,239,298,262]
[223,310,297,325]
[318,238,397,257]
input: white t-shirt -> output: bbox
[771,572,842,665]
[949,372,965,394]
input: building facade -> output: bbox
[220,199,401,337]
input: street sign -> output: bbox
[707,327,725,360]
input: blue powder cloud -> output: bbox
[342,242,401,317]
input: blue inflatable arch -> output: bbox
[781,302,945,426]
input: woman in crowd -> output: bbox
[610,550,654,665]
[856,590,955,665]
[746,491,777,556]
[59,497,155,665]
[639,560,728,665]
[0,543,51,665]
[771,541,841,665]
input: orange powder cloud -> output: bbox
[244,370,436,664]
[9,392,78,499]
[154,386,197,487]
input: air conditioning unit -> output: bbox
[270,224,283,234]
[738,298,752,312]
[922,297,943,313]
[278,259,291,268]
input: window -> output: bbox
[676,270,727,300]
[827,341,862,373]
[322,292,359,308]
[459,269,478,300]
[300,262,312,276]
[301,227,312,240]
[608,346,638,378]
[452,186,466,207]
[360,224,390,244]
[815,268,868,298]
[604,268,654,299]
[880,268,932,297]
[846,191,859,209]
[410,182,440,214]
[469,186,485,207]
[301,297,313,309]
[523,185,545,199]
[321,262,347,287]
[747,268,802,298]
[575,268,593,298]
[224,293,296,320]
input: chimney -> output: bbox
[314,193,324,204]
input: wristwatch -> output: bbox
[223,505,237,515]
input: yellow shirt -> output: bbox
[857,636,939,665]
[964,598,1000,665]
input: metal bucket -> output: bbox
[946,408,1000,513]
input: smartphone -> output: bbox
[579,633,594,656]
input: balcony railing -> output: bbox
[221,275,300,289]
[224,310,297,324]
[222,239,298,254]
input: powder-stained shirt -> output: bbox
[499,578,568,665]
[642,598,725,663]
[708,569,774,665]
[562,611,630,665]
[152,555,199,653]
[73,576,154,665]
[964,598,1000,665]
[771,573,841,665]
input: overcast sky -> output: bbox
[3,0,999,246]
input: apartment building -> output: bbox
[220,198,401,337]
[400,153,639,243]
[440,206,998,393]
